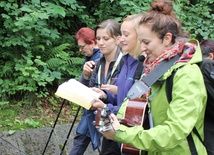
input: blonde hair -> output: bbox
[123,13,144,58]
[123,14,143,34]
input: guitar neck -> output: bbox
[94,107,110,132]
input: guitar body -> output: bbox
[121,98,149,155]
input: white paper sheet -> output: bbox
[55,79,100,109]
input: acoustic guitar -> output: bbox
[120,98,149,155]
[94,98,149,155]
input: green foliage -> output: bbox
[43,43,84,81]
[48,97,58,107]
[0,101,9,108]
[0,0,213,105]
[173,0,214,40]
[0,99,77,132]
[0,105,41,132]
[90,0,152,25]
[0,43,83,101]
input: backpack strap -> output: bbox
[166,67,204,155]
[128,55,180,100]
[133,62,144,81]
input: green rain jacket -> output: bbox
[115,40,207,155]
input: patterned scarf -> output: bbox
[143,41,184,75]
[177,42,197,63]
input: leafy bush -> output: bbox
[0,0,213,104]
[173,0,214,40]
[0,0,85,102]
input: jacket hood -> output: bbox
[179,39,202,65]
[163,39,202,80]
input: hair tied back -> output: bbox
[150,0,173,15]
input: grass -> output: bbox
[0,98,82,133]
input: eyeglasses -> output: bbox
[78,44,87,50]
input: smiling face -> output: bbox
[120,20,140,57]
[138,25,167,63]
[96,28,119,56]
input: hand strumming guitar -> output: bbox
[100,113,120,140]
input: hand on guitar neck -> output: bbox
[93,106,124,133]
[93,106,113,132]
[94,98,150,155]
[93,108,120,140]
[94,98,149,130]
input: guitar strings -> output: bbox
[103,118,118,131]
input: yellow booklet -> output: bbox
[55,79,100,110]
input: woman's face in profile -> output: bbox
[77,39,94,57]
[138,25,166,63]
[120,20,140,55]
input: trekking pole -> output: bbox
[60,105,82,155]
[42,99,66,155]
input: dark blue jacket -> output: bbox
[82,48,103,67]
[76,48,102,150]
[105,54,143,114]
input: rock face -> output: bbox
[0,124,100,155]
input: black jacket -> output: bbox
[200,59,214,121]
